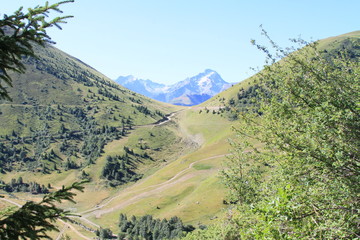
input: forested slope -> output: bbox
[0,42,177,181]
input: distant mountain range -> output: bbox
[115,69,234,106]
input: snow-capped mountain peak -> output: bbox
[114,69,233,106]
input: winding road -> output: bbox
[80,153,228,218]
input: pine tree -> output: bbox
[0,0,74,100]
[0,181,86,239]
[16,176,23,185]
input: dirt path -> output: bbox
[1,152,231,239]
[76,107,229,224]
[1,198,22,207]
[56,219,92,240]
[155,111,178,126]
[78,110,189,216]
[81,153,228,218]
[135,110,182,128]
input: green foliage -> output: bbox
[219,31,360,239]
[0,98,156,173]
[96,227,114,239]
[118,214,195,240]
[101,153,143,186]
[0,181,86,239]
[0,0,74,100]
[182,222,238,240]
[323,37,360,60]
[225,84,262,119]
[0,178,49,194]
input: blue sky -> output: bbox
[2,0,360,84]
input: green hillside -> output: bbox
[202,30,360,118]
[0,42,181,182]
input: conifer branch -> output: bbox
[0,0,74,100]
[0,180,87,239]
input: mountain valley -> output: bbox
[1,30,359,239]
[0,40,238,239]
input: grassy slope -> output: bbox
[81,107,238,233]
[0,43,179,227]
[0,42,180,177]
[317,30,360,48]
[203,30,360,109]
[0,43,177,132]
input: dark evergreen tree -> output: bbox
[117,214,195,240]
[0,181,85,239]
[0,1,74,100]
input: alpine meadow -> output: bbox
[0,1,359,240]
